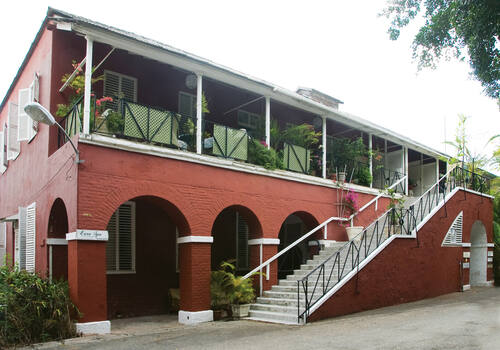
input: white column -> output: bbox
[404,147,409,195]
[384,139,388,169]
[265,96,271,149]
[196,74,203,154]
[369,133,373,188]
[435,157,440,182]
[83,36,93,135]
[420,153,424,194]
[322,116,327,179]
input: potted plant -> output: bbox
[211,261,259,319]
[342,190,363,240]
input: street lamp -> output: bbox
[24,102,83,163]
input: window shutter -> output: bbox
[236,212,249,270]
[106,201,135,272]
[118,202,134,271]
[0,132,5,173]
[442,211,463,246]
[14,227,20,267]
[106,211,117,271]
[121,76,136,102]
[2,127,7,168]
[7,102,20,160]
[104,71,137,111]
[179,92,196,118]
[0,223,6,266]
[17,88,30,141]
[18,206,27,270]
[28,78,39,141]
[25,202,36,272]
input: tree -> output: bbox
[381,0,500,100]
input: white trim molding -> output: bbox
[46,238,68,246]
[177,236,213,244]
[248,238,280,246]
[461,243,471,247]
[178,310,213,324]
[75,320,111,334]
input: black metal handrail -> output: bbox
[296,165,489,322]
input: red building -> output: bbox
[0,8,494,334]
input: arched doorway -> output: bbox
[278,212,319,279]
[211,205,262,273]
[470,220,487,286]
[47,198,68,281]
[105,196,189,319]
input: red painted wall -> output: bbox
[0,27,79,276]
[309,190,493,322]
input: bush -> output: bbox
[356,167,372,186]
[0,264,79,347]
[494,222,500,286]
[248,139,283,170]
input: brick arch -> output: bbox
[81,181,192,235]
[47,197,69,238]
[210,204,263,238]
[273,210,321,237]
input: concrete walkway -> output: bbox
[30,287,500,350]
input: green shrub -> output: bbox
[0,264,79,347]
[356,167,373,186]
[248,139,283,170]
[494,222,500,286]
[106,111,125,134]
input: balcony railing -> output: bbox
[58,98,423,192]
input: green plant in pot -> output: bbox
[356,166,372,187]
[248,139,283,170]
[211,261,259,319]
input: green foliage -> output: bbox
[105,111,125,134]
[274,123,321,149]
[356,166,373,186]
[248,139,283,170]
[381,0,500,99]
[0,265,79,347]
[210,261,258,306]
[494,222,500,286]
[329,137,368,170]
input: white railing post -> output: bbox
[322,116,327,179]
[83,36,93,136]
[324,222,327,240]
[259,243,263,296]
[196,74,203,154]
[369,133,373,188]
[265,96,271,149]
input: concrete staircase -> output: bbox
[247,240,361,324]
[247,195,419,324]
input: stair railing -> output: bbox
[242,175,408,294]
[297,165,489,323]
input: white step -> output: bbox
[248,309,299,324]
[250,303,296,314]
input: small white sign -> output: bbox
[66,230,108,241]
[463,252,470,258]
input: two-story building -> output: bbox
[0,8,494,334]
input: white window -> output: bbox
[442,211,463,246]
[17,74,40,143]
[17,203,36,272]
[106,201,136,273]
[103,70,137,111]
[0,222,6,266]
[7,101,20,160]
[0,130,6,173]
[178,92,196,118]
[237,110,263,138]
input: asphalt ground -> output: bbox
[28,286,500,350]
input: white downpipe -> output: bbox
[242,175,407,280]
[322,116,327,179]
[265,97,271,149]
[83,37,93,135]
[196,74,203,154]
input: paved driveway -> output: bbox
[31,287,500,350]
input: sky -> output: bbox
[1,1,498,172]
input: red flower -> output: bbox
[259,140,268,147]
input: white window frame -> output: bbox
[0,131,6,174]
[237,109,262,131]
[7,101,20,160]
[103,70,138,102]
[178,91,196,118]
[106,201,136,274]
